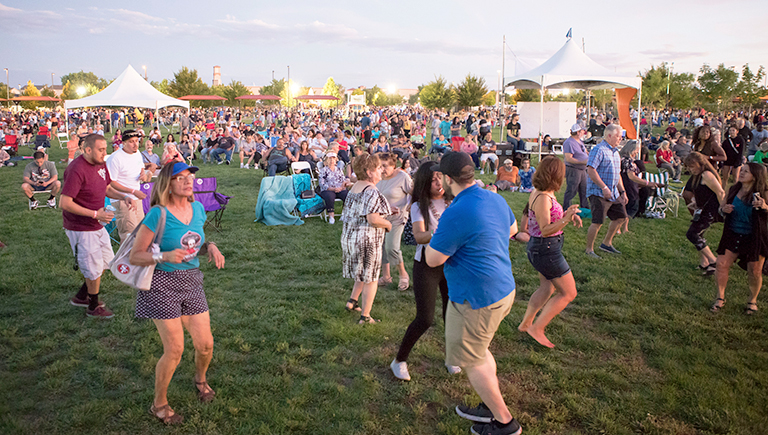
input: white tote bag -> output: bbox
[109,206,166,291]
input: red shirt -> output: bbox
[656,149,673,166]
[61,155,112,231]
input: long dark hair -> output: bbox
[684,152,720,189]
[725,162,768,205]
[411,161,440,232]
[692,126,716,153]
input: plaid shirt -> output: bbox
[586,140,621,199]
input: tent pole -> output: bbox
[636,83,643,140]
[539,78,544,164]
[500,34,505,143]
[64,101,69,139]
[155,101,159,133]
[586,89,591,131]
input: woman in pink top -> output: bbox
[519,156,582,348]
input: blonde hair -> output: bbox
[150,164,194,207]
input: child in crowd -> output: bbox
[518,158,536,192]
[753,141,768,164]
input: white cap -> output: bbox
[570,123,584,133]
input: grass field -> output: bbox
[1,126,767,435]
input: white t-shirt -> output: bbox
[106,148,144,200]
[411,198,447,262]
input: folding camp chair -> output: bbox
[642,171,680,217]
[56,132,69,148]
[104,198,120,246]
[193,177,232,231]
[2,134,18,155]
[291,161,315,179]
[28,189,55,210]
[34,134,51,149]
[291,173,325,220]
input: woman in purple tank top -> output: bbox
[519,156,583,348]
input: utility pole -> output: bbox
[666,62,674,108]
[287,65,290,102]
[500,35,505,142]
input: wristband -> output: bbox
[602,186,609,191]
[619,191,625,195]
[93,210,97,219]
[152,252,164,263]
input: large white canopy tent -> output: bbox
[504,37,642,161]
[64,65,189,135]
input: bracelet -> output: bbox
[602,186,610,190]
[152,252,164,263]
[93,210,97,219]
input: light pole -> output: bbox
[142,65,147,81]
[4,68,8,102]
[666,62,674,108]
[51,72,54,87]
[287,65,290,102]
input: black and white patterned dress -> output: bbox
[341,185,392,283]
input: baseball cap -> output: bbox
[439,151,475,180]
[171,161,199,176]
[570,123,584,133]
[325,152,338,158]
[122,129,144,139]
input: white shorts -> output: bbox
[480,153,498,162]
[65,228,115,280]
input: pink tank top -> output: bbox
[528,194,564,237]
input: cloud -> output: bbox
[0,2,21,13]
[638,48,708,61]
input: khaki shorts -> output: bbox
[113,200,145,242]
[445,290,515,368]
[65,228,115,281]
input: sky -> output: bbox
[1,0,767,92]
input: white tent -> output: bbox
[504,38,642,160]
[65,65,189,110]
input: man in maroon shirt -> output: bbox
[61,134,135,318]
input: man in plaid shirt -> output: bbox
[585,124,628,258]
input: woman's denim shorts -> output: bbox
[526,234,571,280]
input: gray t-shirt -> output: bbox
[749,129,768,154]
[562,136,588,170]
[376,170,413,226]
[23,160,57,184]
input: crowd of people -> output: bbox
[2,101,768,434]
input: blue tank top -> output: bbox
[730,195,753,235]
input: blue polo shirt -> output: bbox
[429,184,516,309]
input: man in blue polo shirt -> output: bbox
[426,152,522,435]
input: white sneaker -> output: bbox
[390,359,411,381]
[445,363,462,375]
[29,200,39,210]
[47,197,56,208]
[480,169,485,175]
[328,216,335,224]
[240,163,244,168]
[245,164,250,169]
[493,170,498,175]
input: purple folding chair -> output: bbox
[140,182,154,215]
[193,177,232,231]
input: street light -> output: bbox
[51,72,54,87]
[3,68,8,101]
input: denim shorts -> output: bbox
[526,234,571,280]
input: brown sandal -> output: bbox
[149,403,183,425]
[195,380,216,403]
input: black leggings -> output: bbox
[686,211,717,251]
[395,257,449,362]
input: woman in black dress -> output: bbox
[721,124,745,190]
[684,152,726,275]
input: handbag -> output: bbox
[108,206,167,291]
[300,189,315,199]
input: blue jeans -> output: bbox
[200,147,213,162]
[508,137,526,151]
[211,148,233,163]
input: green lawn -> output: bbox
[1,127,767,435]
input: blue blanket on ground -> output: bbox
[254,176,303,226]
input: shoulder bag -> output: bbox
[109,206,166,291]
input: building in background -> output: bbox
[212,65,221,87]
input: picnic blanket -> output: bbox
[255,176,303,226]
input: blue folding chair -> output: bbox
[104,198,120,246]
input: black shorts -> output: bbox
[527,235,571,280]
[589,195,627,225]
[135,268,208,319]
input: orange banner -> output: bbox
[616,87,637,140]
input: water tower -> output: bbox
[212,66,221,87]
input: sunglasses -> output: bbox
[172,174,195,183]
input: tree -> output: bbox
[321,77,343,108]
[482,91,496,106]
[419,76,454,109]
[591,89,614,112]
[60,71,109,89]
[365,85,382,105]
[39,86,57,108]
[168,67,209,98]
[697,63,739,112]
[408,88,421,105]
[21,80,41,109]
[639,63,697,109]
[737,64,767,111]
[454,74,488,108]
[219,80,250,106]
[259,79,285,106]
[150,78,172,95]
[279,79,302,108]
[510,88,541,103]
[0,82,10,105]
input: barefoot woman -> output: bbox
[518,156,583,348]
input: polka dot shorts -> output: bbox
[136,268,209,319]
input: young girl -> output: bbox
[518,158,536,193]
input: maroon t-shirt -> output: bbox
[61,155,112,231]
